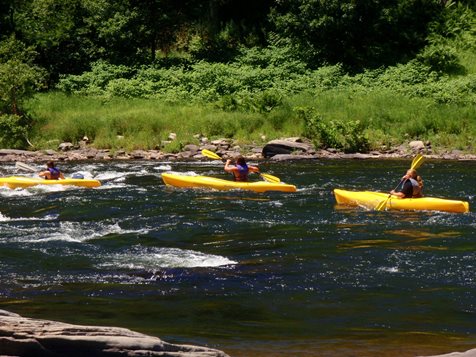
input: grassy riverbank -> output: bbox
[26,86,476,154]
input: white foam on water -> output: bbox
[94,171,129,181]
[154,165,172,171]
[96,182,128,190]
[20,221,148,243]
[378,266,400,273]
[0,187,34,197]
[0,212,11,221]
[99,247,237,269]
[0,213,58,222]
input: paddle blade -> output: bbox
[411,154,424,170]
[15,161,37,172]
[260,173,281,183]
[375,196,390,211]
[201,149,221,160]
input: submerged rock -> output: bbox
[0,310,229,357]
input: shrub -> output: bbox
[299,106,370,153]
[416,43,461,73]
[0,114,29,148]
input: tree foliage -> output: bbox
[270,0,446,70]
[0,36,46,148]
[2,0,467,77]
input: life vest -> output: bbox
[409,178,422,197]
[234,164,249,182]
[48,167,61,180]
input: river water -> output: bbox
[0,159,475,356]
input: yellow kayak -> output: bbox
[162,173,297,193]
[0,176,101,189]
[334,189,469,213]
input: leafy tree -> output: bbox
[13,0,99,80]
[0,36,46,115]
[0,36,45,148]
[270,0,446,70]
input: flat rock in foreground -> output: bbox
[420,349,476,357]
[0,310,229,357]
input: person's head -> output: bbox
[407,169,423,186]
[46,161,55,169]
[406,169,418,179]
[236,156,247,166]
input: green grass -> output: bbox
[26,92,302,152]
[25,88,476,154]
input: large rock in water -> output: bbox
[0,310,229,357]
[262,139,312,158]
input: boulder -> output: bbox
[262,139,312,158]
[58,142,75,151]
[409,140,425,152]
[269,154,317,161]
[0,309,229,357]
[183,144,199,154]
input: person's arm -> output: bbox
[38,170,48,179]
[224,159,235,173]
[59,172,65,179]
[390,190,405,198]
[248,165,260,173]
[390,180,412,198]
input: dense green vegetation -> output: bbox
[1,1,476,153]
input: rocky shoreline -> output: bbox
[0,309,229,356]
[1,138,476,164]
[0,309,474,357]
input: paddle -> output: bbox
[201,149,281,183]
[15,161,37,172]
[375,154,425,211]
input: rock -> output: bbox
[168,133,177,140]
[419,348,476,357]
[342,153,374,159]
[183,144,199,153]
[261,143,300,158]
[0,149,37,156]
[131,150,148,159]
[201,144,217,152]
[269,154,317,161]
[409,140,425,152]
[58,142,74,151]
[0,309,229,357]
[282,137,303,143]
[179,151,193,159]
[211,139,231,146]
[44,149,57,156]
[84,149,98,159]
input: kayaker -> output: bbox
[224,156,259,182]
[390,169,423,198]
[39,161,65,180]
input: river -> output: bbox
[0,159,475,356]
